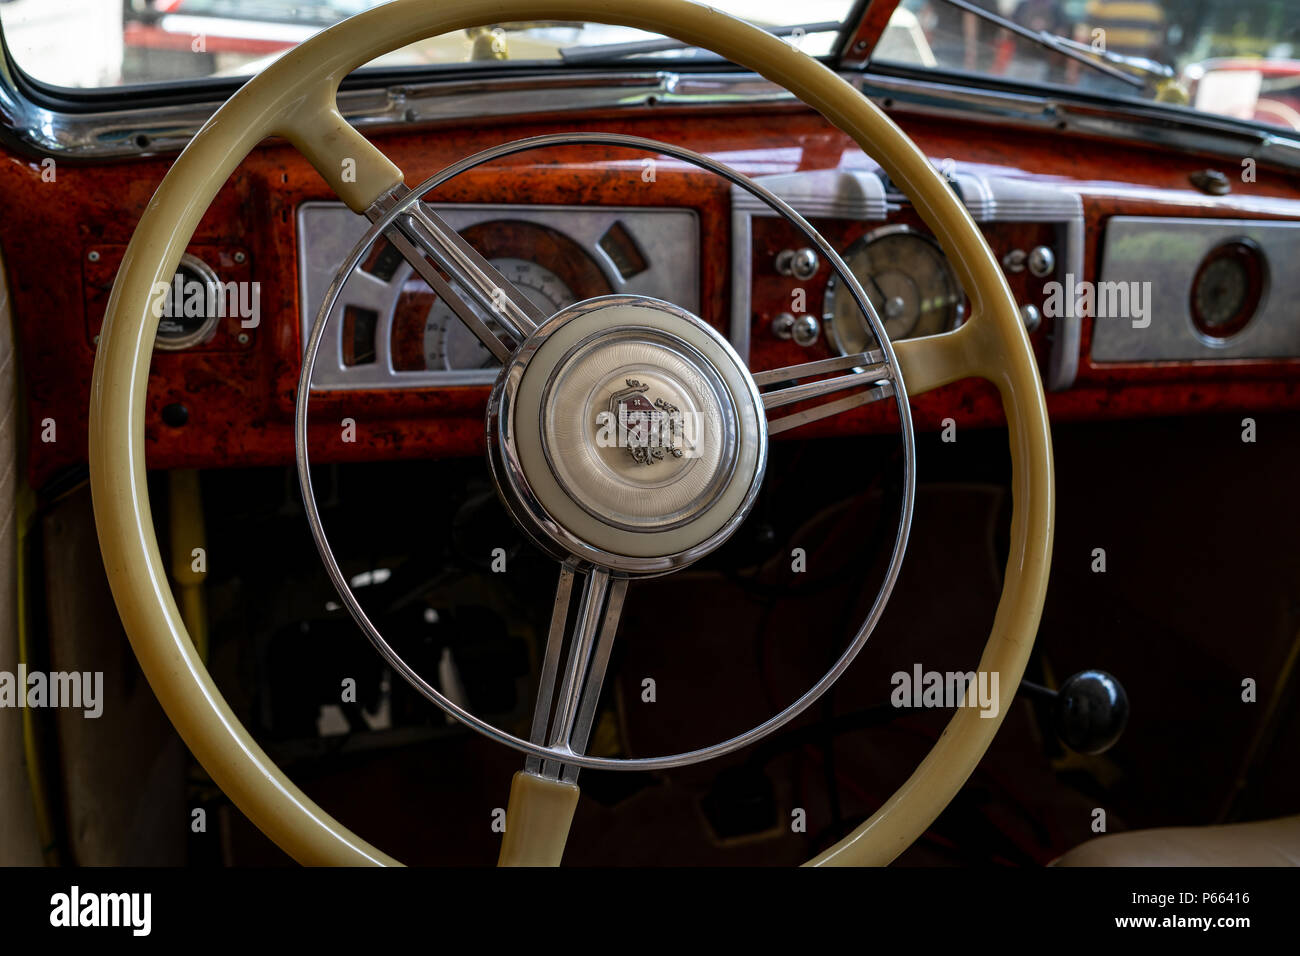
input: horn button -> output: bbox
[489,296,767,573]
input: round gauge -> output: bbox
[155,253,222,351]
[392,220,612,372]
[823,225,963,355]
[1190,239,1266,342]
[423,258,574,370]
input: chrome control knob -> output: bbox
[775,247,820,280]
[791,314,820,346]
[772,312,820,347]
[1028,246,1056,278]
[1021,303,1042,333]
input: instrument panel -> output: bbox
[298,203,700,389]
[732,165,1083,391]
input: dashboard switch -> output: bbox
[775,247,820,280]
[792,314,820,347]
[1021,303,1042,333]
[773,312,820,347]
[1028,245,1056,278]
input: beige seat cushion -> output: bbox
[1053,816,1300,866]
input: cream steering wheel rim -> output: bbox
[88,0,1054,867]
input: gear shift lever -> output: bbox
[1021,670,1129,755]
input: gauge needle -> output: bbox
[859,272,906,329]
[864,272,888,311]
[858,272,901,332]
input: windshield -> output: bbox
[876,0,1300,132]
[0,1,855,89]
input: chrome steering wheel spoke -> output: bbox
[363,183,546,363]
[527,565,629,784]
[756,350,897,435]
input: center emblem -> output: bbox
[601,378,686,466]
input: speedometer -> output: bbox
[823,225,963,354]
[391,220,613,372]
[422,258,575,371]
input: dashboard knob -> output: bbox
[771,312,820,347]
[772,312,795,340]
[1021,303,1042,333]
[775,247,820,280]
[791,314,820,347]
[1028,245,1056,278]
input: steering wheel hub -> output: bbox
[489,296,767,573]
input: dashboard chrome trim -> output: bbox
[297,201,700,390]
[0,67,800,159]
[1092,217,1300,363]
[856,73,1300,172]
[954,171,1085,390]
[731,168,890,222]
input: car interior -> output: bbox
[0,0,1297,873]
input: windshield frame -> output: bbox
[0,4,868,112]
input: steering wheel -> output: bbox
[88,0,1054,867]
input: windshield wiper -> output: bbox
[1050,33,1175,82]
[557,21,843,65]
[939,0,1150,90]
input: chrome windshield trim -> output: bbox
[0,65,801,159]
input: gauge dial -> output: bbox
[1190,239,1265,342]
[823,226,963,355]
[423,258,575,370]
[155,253,222,351]
[391,220,613,372]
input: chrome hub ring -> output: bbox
[490,295,766,574]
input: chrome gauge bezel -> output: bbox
[153,252,223,351]
[822,224,964,356]
[1187,236,1269,349]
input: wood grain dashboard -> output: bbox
[3,100,1299,490]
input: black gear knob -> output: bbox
[1055,669,1129,755]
